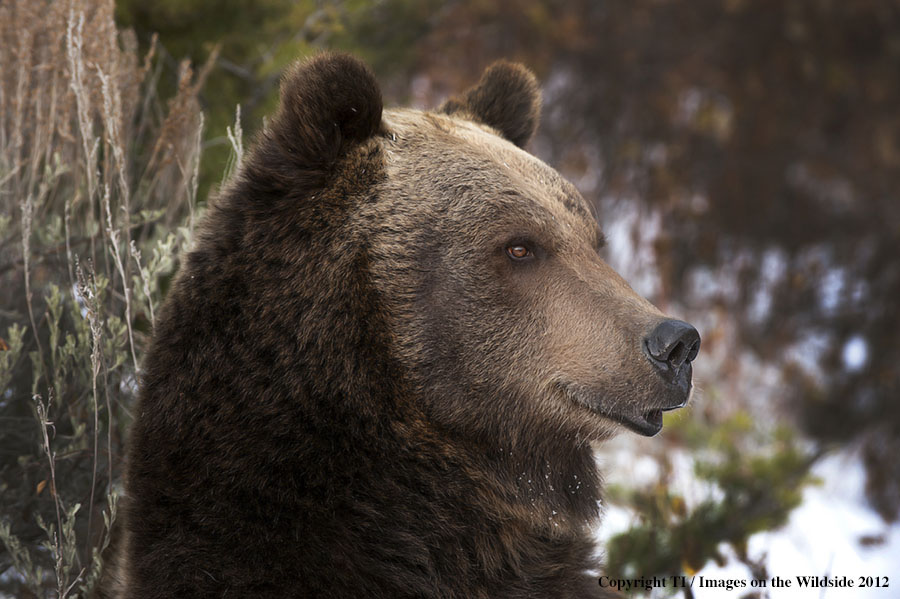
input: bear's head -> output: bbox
[227,53,700,446]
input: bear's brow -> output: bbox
[499,187,604,251]
[559,190,592,221]
[560,193,605,250]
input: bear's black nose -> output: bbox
[643,319,701,378]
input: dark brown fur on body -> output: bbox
[121,53,696,598]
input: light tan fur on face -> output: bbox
[360,108,675,444]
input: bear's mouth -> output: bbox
[557,382,689,437]
[611,406,683,437]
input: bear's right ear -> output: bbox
[271,53,383,169]
[439,61,541,148]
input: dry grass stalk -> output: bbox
[34,391,84,598]
[76,258,104,565]
[102,185,138,371]
[21,193,41,358]
[145,45,219,226]
[182,112,205,233]
[130,240,155,327]
[148,48,219,172]
[66,7,102,263]
[225,103,244,181]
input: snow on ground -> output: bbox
[595,446,900,598]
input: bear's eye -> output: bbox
[506,245,532,260]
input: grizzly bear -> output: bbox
[119,53,699,598]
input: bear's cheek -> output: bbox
[380,266,504,375]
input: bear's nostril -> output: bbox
[668,342,689,369]
[643,319,701,376]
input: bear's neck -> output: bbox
[478,426,601,522]
[396,417,604,528]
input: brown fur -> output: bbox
[440,60,541,148]
[118,52,695,598]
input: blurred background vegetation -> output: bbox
[1,0,898,597]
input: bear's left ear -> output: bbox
[440,61,541,148]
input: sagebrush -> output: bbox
[0,1,223,595]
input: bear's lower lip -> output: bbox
[559,381,687,437]
[619,409,663,437]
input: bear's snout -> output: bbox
[642,319,701,392]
